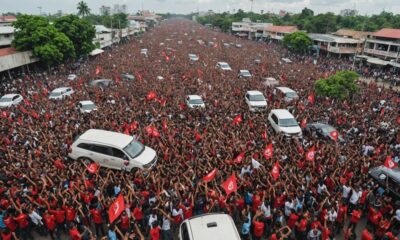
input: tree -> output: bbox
[112,13,129,29]
[12,15,75,66]
[54,15,96,57]
[315,71,359,99]
[77,1,91,18]
[283,31,312,54]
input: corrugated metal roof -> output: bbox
[373,28,400,39]
[265,26,298,33]
[0,47,17,57]
[309,33,361,44]
[334,29,371,39]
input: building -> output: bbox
[232,18,272,40]
[0,16,17,27]
[340,9,358,17]
[263,26,298,41]
[99,5,111,16]
[333,29,371,40]
[363,28,400,60]
[0,47,38,74]
[113,4,127,14]
[309,33,363,56]
[0,26,15,47]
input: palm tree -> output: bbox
[77,1,91,18]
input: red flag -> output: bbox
[262,130,268,140]
[384,156,397,169]
[42,88,49,96]
[380,108,385,117]
[263,143,273,160]
[115,75,121,84]
[45,112,52,120]
[146,91,157,101]
[157,98,167,107]
[197,69,203,79]
[221,174,238,196]
[130,121,138,131]
[162,119,168,132]
[248,118,254,129]
[17,117,23,125]
[306,146,316,161]
[179,102,186,111]
[233,152,245,164]
[145,125,160,137]
[202,168,218,182]
[31,111,39,119]
[54,159,65,170]
[194,129,202,142]
[87,163,99,174]
[300,118,307,129]
[23,99,31,107]
[232,114,242,126]
[308,93,315,105]
[95,66,101,75]
[271,161,280,180]
[109,194,125,223]
[329,130,339,141]
[1,111,7,118]
[123,128,130,135]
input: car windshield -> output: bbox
[221,64,230,68]
[0,97,12,102]
[82,103,96,110]
[123,140,145,159]
[279,118,298,127]
[249,95,265,101]
[189,99,204,104]
[50,92,61,97]
[286,92,298,98]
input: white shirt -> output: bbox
[342,185,352,198]
[172,208,183,220]
[161,216,171,230]
[284,201,294,216]
[349,190,362,205]
[260,203,271,218]
[317,184,327,194]
[148,214,158,227]
[328,210,337,222]
[29,211,43,225]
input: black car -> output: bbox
[304,123,344,142]
[369,166,400,199]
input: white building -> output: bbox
[0,26,15,47]
[232,18,272,40]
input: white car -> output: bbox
[0,94,23,108]
[223,43,230,48]
[263,77,279,87]
[238,70,252,78]
[67,74,77,81]
[49,87,74,100]
[188,54,199,61]
[78,100,97,113]
[235,44,242,48]
[185,95,205,108]
[268,109,302,137]
[216,62,232,71]
[140,49,148,55]
[179,213,240,240]
[68,129,157,171]
[275,87,299,102]
[245,91,267,112]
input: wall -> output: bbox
[0,51,38,72]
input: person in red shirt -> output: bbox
[252,211,265,240]
[3,213,17,232]
[13,210,32,240]
[336,201,348,232]
[348,207,362,230]
[296,214,309,239]
[117,211,130,234]
[287,209,298,229]
[89,206,105,237]
[149,221,161,240]
[62,201,76,227]
[375,217,391,238]
[43,209,57,240]
[0,229,17,240]
[361,228,374,240]
[132,204,144,228]
[69,223,85,240]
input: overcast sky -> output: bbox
[2,0,400,15]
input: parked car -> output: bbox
[67,74,77,81]
[223,43,230,48]
[275,87,299,102]
[90,79,113,88]
[245,91,267,112]
[140,49,148,55]
[304,123,344,142]
[179,213,240,240]
[188,54,199,61]
[185,95,205,109]
[0,94,23,108]
[282,58,292,63]
[263,77,279,87]
[49,87,74,100]
[254,59,261,65]
[369,166,400,199]
[238,70,252,78]
[121,73,135,81]
[68,129,157,171]
[235,44,242,48]
[216,62,232,71]
[77,100,97,113]
[268,109,302,137]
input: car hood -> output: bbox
[0,102,12,107]
[279,126,302,134]
[132,146,156,166]
[249,101,267,107]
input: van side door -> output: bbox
[109,147,129,170]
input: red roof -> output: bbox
[0,47,17,57]
[373,28,400,39]
[0,15,17,21]
[266,25,298,33]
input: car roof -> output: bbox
[68,74,77,76]
[186,213,240,240]
[276,87,295,93]
[370,166,400,182]
[79,100,94,105]
[189,54,197,56]
[51,87,71,92]
[91,79,112,82]
[270,109,294,119]
[240,70,250,73]
[188,95,202,100]
[1,94,20,98]
[217,62,229,65]
[246,90,263,95]
[78,129,133,148]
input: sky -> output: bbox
[2,0,400,15]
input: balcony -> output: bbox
[364,48,399,58]
[328,46,358,54]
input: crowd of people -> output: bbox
[0,19,399,240]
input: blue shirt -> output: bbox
[242,213,251,235]
[108,230,117,240]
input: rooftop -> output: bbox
[79,129,133,148]
[0,16,17,22]
[0,47,17,57]
[373,28,400,40]
[265,25,298,33]
[309,33,361,44]
[270,109,295,118]
[334,28,371,39]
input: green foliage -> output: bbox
[283,31,312,54]
[53,15,96,57]
[12,15,75,66]
[77,1,91,18]
[315,71,359,99]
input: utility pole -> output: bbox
[250,0,254,13]
[38,6,42,16]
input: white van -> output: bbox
[245,91,267,112]
[49,87,74,100]
[275,87,299,102]
[268,109,302,137]
[179,213,240,240]
[68,129,157,171]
